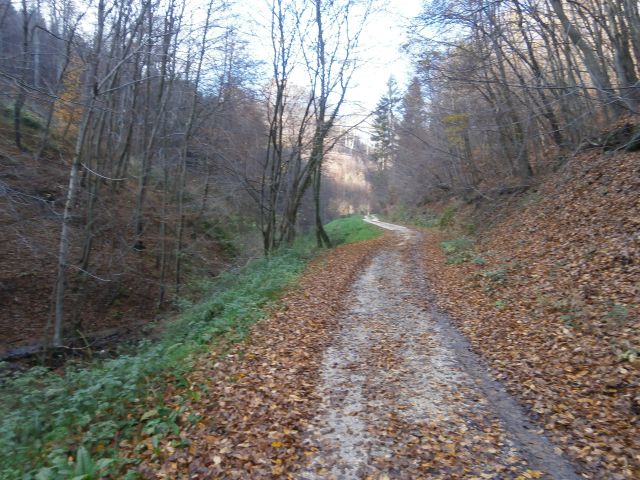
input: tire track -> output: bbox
[300,224,581,479]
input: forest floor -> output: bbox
[119,147,639,480]
[418,149,639,480]
[128,222,585,479]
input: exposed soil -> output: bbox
[300,221,579,479]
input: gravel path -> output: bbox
[299,222,581,479]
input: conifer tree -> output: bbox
[370,76,401,171]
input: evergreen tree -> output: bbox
[399,77,427,134]
[397,77,428,175]
[393,77,434,203]
[370,76,401,171]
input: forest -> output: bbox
[0,0,638,478]
[1,0,373,354]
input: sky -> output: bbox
[342,0,424,115]
[29,0,423,117]
[235,0,424,118]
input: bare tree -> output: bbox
[398,0,640,201]
[257,0,371,253]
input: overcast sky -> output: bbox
[342,0,423,115]
[234,0,424,119]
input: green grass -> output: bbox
[437,206,457,228]
[324,215,383,245]
[0,215,378,479]
[0,251,306,479]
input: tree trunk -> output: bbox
[13,0,30,151]
[549,0,622,112]
[53,106,93,346]
[313,165,331,248]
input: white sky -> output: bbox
[342,0,423,115]
[25,0,422,117]
[234,0,424,118]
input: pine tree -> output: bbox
[399,77,427,134]
[370,76,400,171]
[393,77,434,203]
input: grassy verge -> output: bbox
[0,215,379,479]
[324,214,382,244]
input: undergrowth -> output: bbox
[0,215,379,479]
[440,237,474,264]
[380,203,474,231]
[0,102,44,131]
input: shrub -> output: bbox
[472,255,486,266]
[472,266,508,292]
[618,341,639,363]
[415,216,440,228]
[479,267,507,283]
[21,110,44,130]
[200,221,238,256]
[603,304,629,325]
[0,102,44,130]
[438,206,457,229]
[495,299,507,309]
[440,237,473,264]
[463,223,477,235]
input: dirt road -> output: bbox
[131,220,585,479]
[299,219,581,479]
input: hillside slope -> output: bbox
[422,148,639,478]
[0,130,232,359]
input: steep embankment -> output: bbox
[422,149,639,478]
[0,132,231,359]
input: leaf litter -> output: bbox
[125,222,583,479]
[421,150,639,479]
[124,235,390,478]
[299,228,578,480]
